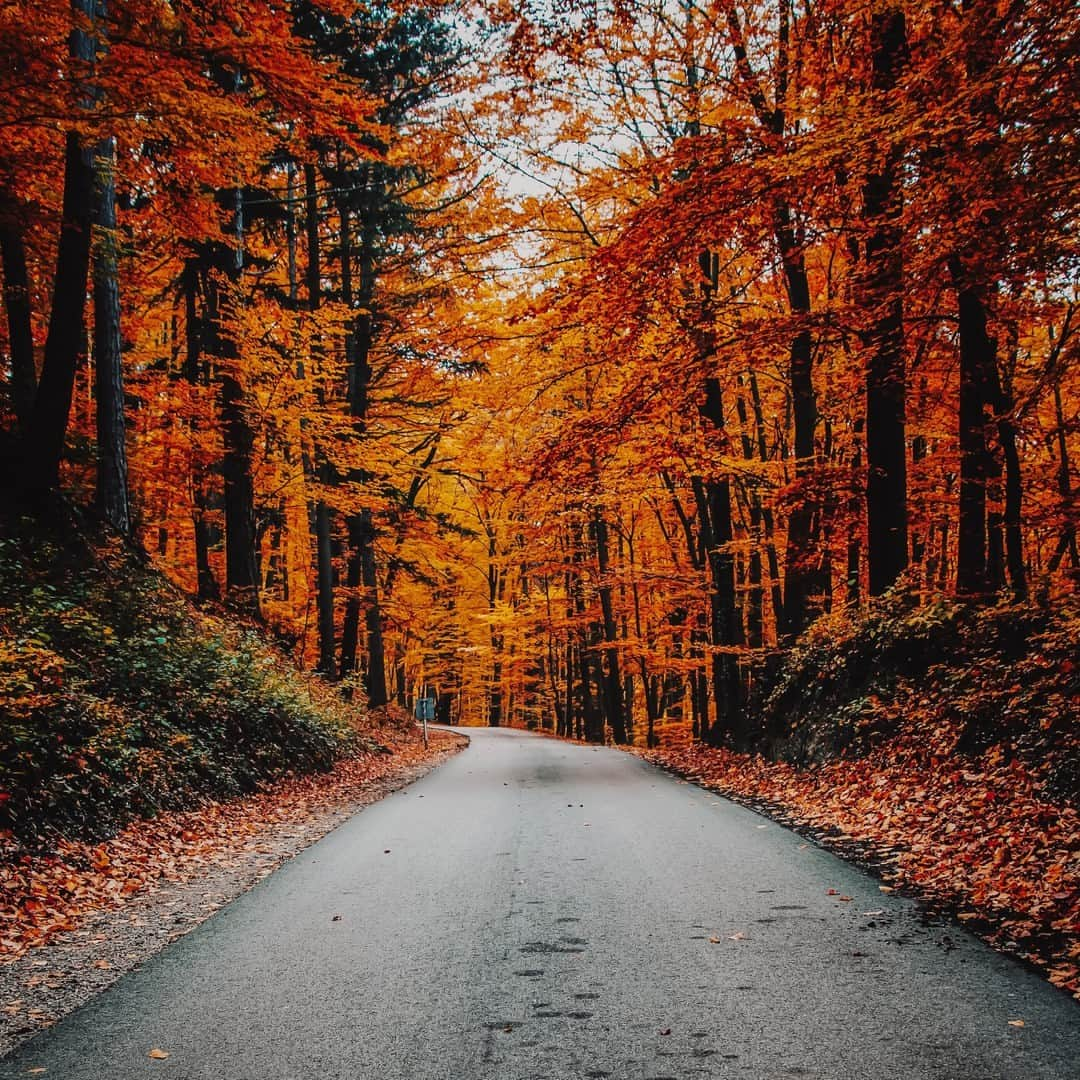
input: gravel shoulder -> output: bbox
[0,728,467,1057]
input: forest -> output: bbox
[0,0,1078,1026]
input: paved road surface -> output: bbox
[3,727,1078,1079]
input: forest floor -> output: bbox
[0,726,467,1056]
[635,735,1080,1005]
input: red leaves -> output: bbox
[0,728,462,959]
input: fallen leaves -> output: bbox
[0,729,465,960]
[148,1048,170,1059]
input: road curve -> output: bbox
[2,727,1077,1079]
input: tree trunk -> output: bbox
[592,510,627,744]
[359,509,388,707]
[303,162,337,677]
[220,362,260,616]
[182,259,220,602]
[0,213,37,431]
[863,8,908,595]
[24,130,94,492]
[776,204,821,640]
[951,269,992,596]
[1047,381,1078,576]
[984,357,1026,598]
[92,135,130,533]
[206,267,259,615]
[695,376,745,747]
[314,495,336,674]
[338,175,388,707]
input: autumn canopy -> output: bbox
[0,0,1077,747]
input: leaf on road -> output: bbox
[148,1048,170,1059]
[1008,1019,1025,1028]
[728,931,746,941]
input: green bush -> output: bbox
[0,520,366,845]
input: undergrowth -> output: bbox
[0,508,373,846]
[756,590,1080,806]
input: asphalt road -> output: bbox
[3,727,1078,1080]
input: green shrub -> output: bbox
[0,520,367,845]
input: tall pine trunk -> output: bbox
[592,510,627,743]
[951,269,992,595]
[92,135,129,532]
[182,259,220,602]
[208,244,259,615]
[863,9,908,595]
[776,204,821,640]
[24,131,94,493]
[338,181,388,706]
[695,257,745,745]
[303,162,337,677]
[0,212,37,431]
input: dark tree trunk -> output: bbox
[92,135,129,533]
[338,509,390,707]
[182,259,220,602]
[863,9,909,595]
[984,358,1026,598]
[592,510,627,744]
[734,387,766,643]
[204,242,259,617]
[220,365,260,616]
[338,178,388,706]
[359,509,388,707]
[1047,381,1078,576]
[304,162,337,677]
[314,496,336,673]
[951,0,1012,599]
[24,130,94,492]
[747,371,785,636]
[846,420,864,606]
[951,270,992,595]
[0,214,37,430]
[204,273,259,616]
[695,377,745,747]
[775,205,821,640]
